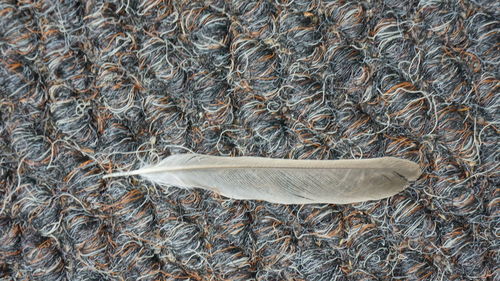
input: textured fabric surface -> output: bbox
[0,0,498,280]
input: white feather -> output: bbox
[103,154,421,204]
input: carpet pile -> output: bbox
[0,0,498,280]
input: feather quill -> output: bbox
[103,154,421,204]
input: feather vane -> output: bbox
[103,154,421,204]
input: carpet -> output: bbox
[0,0,498,280]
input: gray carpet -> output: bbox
[0,0,498,280]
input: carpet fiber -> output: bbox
[0,0,498,280]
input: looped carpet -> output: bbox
[0,0,498,280]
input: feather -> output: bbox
[103,154,421,204]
